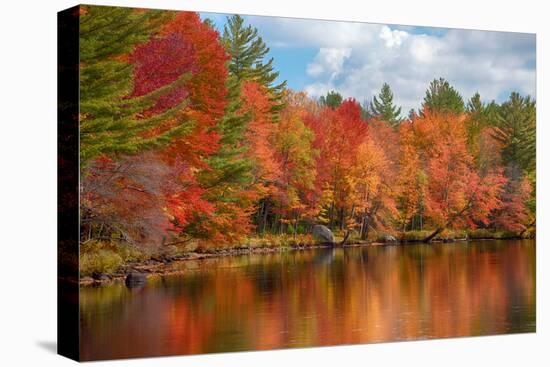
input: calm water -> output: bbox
[80,240,535,360]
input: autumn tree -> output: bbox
[270,94,318,235]
[80,153,214,246]
[410,110,506,242]
[493,172,532,232]
[81,11,234,248]
[370,83,402,126]
[157,13,262,246]
[187,14,293,245]
[350,138,398,239]
[241,82,280,187]
[241,81,281,219]
[307,99,368,230]
[78,6,191,166]
[396,120,427,233]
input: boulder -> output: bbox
[92,273,111,282]
[312,225,335,245]
[125,271,147,288]
[383,234,397,243]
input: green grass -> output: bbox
[79,227,530,277]
[80,240,151,276]
[240,234,317,249]
[398,228,523,242]
[467,228,521,239]
[398,230,433,242]
[80,249,123,276]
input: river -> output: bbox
[79,239,535,360]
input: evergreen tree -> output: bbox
[465,92,500,171]
[222,15,287,117]
[491,92,536,217]
[466,93,499,136]
[492,92,536,175]
[202,75,254,190]
[422,78,465,115]
[466,93,500,129]
[319,90,343,109]
[79,6,188,166]
[370,83,402,126]
[466,92,483,113]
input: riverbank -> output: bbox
[78,228,532,287]
[80,242,333,286]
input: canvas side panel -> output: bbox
[57,5,80,362]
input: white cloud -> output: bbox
[306,48,352,80]
[242,15,536,114]
[304,82,335,99]
[380,26,409,48]
[409,36,440,63]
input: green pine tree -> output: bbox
[202,75,254,191]
[79,6,189,167]
[319,90,343,109]
[222,15,287,118]
[370,83,402,126]
[492,92,536,217]
[202,14,291,217]
[422,78,465,115]
[492,92,536,175]
[465,92,500,171]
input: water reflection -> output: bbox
[80,240,535,360]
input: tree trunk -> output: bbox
[257,201,265,233]
[360,214,369,240]
[423,227,443,243]
[328,202,335,230]
[293,212,299,239]
[341,231,351,246]
[261,200,269,233]
[424,201,472,243]
[519,219,536,237]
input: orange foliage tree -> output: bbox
[306,99,368,231]
[409,110,507,241]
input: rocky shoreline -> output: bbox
[77,234,529,287]
[80,242,338,287]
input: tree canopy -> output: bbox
[422,77,465,115]
[78,6,536,251]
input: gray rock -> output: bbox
[383,234,397,243]
[125,271,147,288]
[96,274,111,282]
[312,225,335,244]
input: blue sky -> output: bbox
[200,12,536,114]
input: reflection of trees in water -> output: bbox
[80,240,536,360]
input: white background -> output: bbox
[0,0,548,365]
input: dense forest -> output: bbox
[77,6,535,271]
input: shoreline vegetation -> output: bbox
[79,229,533,286]
[72,6,536,287]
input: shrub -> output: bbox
[80,249,123,276]
[467,228,521,240]
[399,230,432,242]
